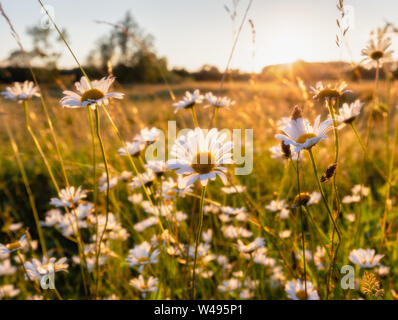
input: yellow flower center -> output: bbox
[296,290,309,300]
[294,192,311,206]
[6,241,21,251]
[317,88,340,101]
[137,257,151,264]
[296,133,317,144]
[370,50,384,60]
[191,152,216,174]
[80,89,105,103]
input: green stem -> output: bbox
[308,148,341,299]
[93,106,110,297]
[190,106,199,128]
[191,185,206,299]
[6,121,47,257]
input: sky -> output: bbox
[1,0,398,72]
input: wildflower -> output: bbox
[130,275,158,298]
[0,235,28,254]
[240,289,254,299]
[311,81,351,103]
[167,128,233,188]
[1,81,40,102]
[285,279,319,300]
[293,191,321,207]
[204,204,220,215]
[266,199,287,212]
[269,143,300,161]
[129,170,156,190]
[0,259,16,276]
[25,257,68,282]
[320,163,337,182]
[360,271,384,299]
[361,30,394,69]
[314,246,327,270]
[119,170,133,182]
[144,160,168,177]
[279,230,291,239]
[345,213,356,222]
[134,216,158,232]
[172,89,203,113]
[118,140,145,157]
[126,241,160,272]
[134,127,162,145]
[128,193,143,205]
[0,284,20,299]
[98,172,118,192]
[222,225,253,239]
[218,278,240,293]
[334,100,364,124]
[221,185,246,194]
[60,76,124,109]
[236,237,265,253]
[275,107,332,152]
[50,186,87,208]
[377,265,390,277]
[352,184,370,197]
[202,229,213,243]
[349,248,384,268]
[204,92,235,109]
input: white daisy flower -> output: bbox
[50,186,87,208]
[279,230,291,239]
[159,177,193,200]
[285,279,319,300]
[221,185,246,194]
[314,246,327,270]
[0,284,20,299]
[269,143,300,161]
[134,127,162,145]
[0,235,28,254]
[126,241,160,272]
[134,216,158,232]
[202,229,213,243]
[60,76,124,109]
[204,92,235,109]
[1,81,40,102]
[352,184,370,197]
[218,278,240,293]
[236,237,265,253]
[311,81,350,103]
[0,259,17,276]
[130,275,158,297]
[144,160,168,176]
[167,128,233,188]
[345,213,356,222]
[118,140,145,157]
[265,200,287,212]
[24,257,68,282]
[334,100,364,124]
[98,172,118,193]
[128,170,156,190]
[276,111,332,152]
[349,248,384,268]
[361,30,394,70]
[172,89,203,113]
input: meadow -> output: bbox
[0,1,398,301]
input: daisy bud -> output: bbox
[281,141,291,159]
[293,192,311,206]
[320,163,337,182]
[291,105,303,120]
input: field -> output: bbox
[1,1,398,301]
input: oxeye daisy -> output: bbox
[285,279,319,300]
[334,100,364,124]
[126,241,160,272]
[50,186,87,208]
[349,248,384,268]
[167,128,233,188]
[1,81,40,102]
[275,107,332,152]
[24,257,68,282]
[134,127,162,145]
[172,89,203,113]
[311,81,351,103]
[361,30,394,70]
[0,235,28,254]
[130,275,158,298]
[60,76,124,109]
[204,92,235,109]
[118,140,145,157]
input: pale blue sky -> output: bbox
[1,0,398,71]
